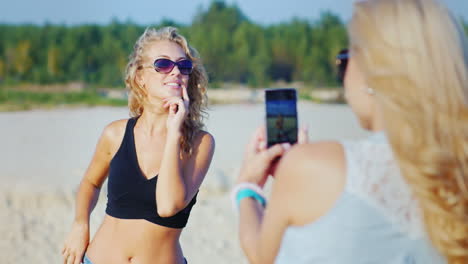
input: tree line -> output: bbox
[0,1,466,89]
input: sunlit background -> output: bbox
[0,1,467,263]
[0,0,466,109]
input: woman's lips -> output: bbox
[165,82,182,89]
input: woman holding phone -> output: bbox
[234,0,468,263]
[62,27,215,264]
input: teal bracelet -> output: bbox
[236,188,267,208]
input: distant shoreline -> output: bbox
[0,87,345,112]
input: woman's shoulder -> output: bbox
[280,141,345,174]
[100,118,130,146]
[194,130,215,147]
[88,119,131,167]
[274,141,346,225]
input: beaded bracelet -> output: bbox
[236,188,267,207]
[231,182,267,211]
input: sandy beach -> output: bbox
[0,102,368,264]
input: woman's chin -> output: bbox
[168,89,182,97]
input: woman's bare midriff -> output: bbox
[86,215,185,264]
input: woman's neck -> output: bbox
[138,103,168,136]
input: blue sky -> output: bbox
[0,0,466,25]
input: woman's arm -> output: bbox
[157,86,215,217]
[238,141,346,264]
[62,120,125,264]
[74,120,125,222]
[156,131,215,217]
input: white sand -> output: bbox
[0,102,368,264]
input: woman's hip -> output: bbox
[82,254,188,264]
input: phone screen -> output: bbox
[265,89,298,147]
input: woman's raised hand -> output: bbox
[163,85,190,134]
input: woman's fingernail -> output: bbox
[281,143,291,150]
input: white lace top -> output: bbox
[345,132,424,239]
[275,132,445,264]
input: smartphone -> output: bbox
[265,88,298,147]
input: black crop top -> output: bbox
[105,117,197,228]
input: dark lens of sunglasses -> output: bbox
[154,59,193,75]
[336,50,349,84]
[177,60,193,75]
[154,59,175,73]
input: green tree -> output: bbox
[232,21,271,86]
[0,58,5,80]
[190,1,247,82]
[306,12,347,86]
[0,2,351,88]
[14,40,33,77]
[47,46,60,77]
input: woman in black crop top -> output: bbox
[62,27,215,264]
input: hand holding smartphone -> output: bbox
[265,88,298,148]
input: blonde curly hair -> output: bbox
[349,0,468,263]
[124,27,208,155]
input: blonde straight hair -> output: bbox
[349,0,468,262]
[124,27,208,155]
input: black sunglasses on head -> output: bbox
[153,58,193,75]
[336,49,349,84]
